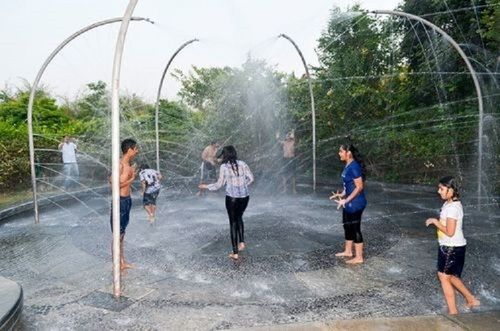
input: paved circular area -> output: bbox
[1,184,498,330]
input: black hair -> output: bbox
[439,176,460,200]
[140,163,150,171]
[340,143,367,180]
[121,138,137,154]
[221,145,239,175]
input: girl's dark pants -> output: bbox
[225,195,249,254]
[342,209,364,243]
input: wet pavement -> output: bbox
[0,183,498,330]
[233,310,500,330]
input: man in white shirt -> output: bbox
[58,136,79,190]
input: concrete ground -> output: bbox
[0,183,498,330]
[233,310,500,330]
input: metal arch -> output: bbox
[110,0,139,297]
[371,9,485,199]
[155,38,199,173]
[27,16,154,224]
[278,33,317,191]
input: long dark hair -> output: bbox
[221,145,239,175]
[439,176,460,200]
[340,143,367,180]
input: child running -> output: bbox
[199,145,254,260]
[425,176,480,315]
[139,163,162,224]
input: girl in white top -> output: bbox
[425,176,479,315]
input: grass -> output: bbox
[0,190,33,210]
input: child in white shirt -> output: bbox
[425,176,480,314]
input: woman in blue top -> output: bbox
[330,143,367,264]
[199,146,254,260]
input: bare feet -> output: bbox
[238,242,245,251]
[335,251,353,257]
[148,215,155,224]
[346,257,364,264]
[465,298,480,309]
[120,262,134,270]
[229,253,239,260]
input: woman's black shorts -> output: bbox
[437,245,466,277]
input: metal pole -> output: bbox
[278,34,317,191]
[371,9,485,201]
[155,38,199,172]
[111,0,139,298]
[27,16,153,224]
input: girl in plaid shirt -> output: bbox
[199,145,254,260]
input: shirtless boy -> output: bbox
[110,138,139,270]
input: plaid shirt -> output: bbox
[207,160,254,198]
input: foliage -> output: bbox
[310,2,498,190]
[1,0,498,198]
[174,57,290,181]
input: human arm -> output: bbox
[243,163,254,186]
[120,176,135,189]
[274,131,284,145]
[425,217,457,237]
[199,166,225,191]
[119,163,136,189]
[201,146,210,162]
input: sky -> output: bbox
[0,0,401,102]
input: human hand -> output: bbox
[329,190,342,200]
[425,218,437,227]
[336,199,346,210]
[199,184,207,190]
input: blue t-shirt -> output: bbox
[341,161,367,213]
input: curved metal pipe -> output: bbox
[371,9,485,200]
[278,33,317,191]
[110,0,139,298]
[155,38,199,172]
[27,16,154,224]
